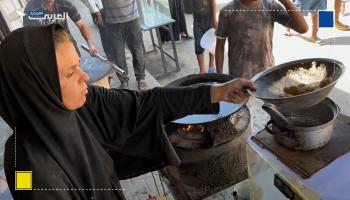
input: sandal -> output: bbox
[335,23,350,31]
[181,34,193,40]
[284,29,292,37]
[284,32,292,36]
[310,37,325,46]
[207,67,216,73]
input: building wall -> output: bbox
[0,0,26,31]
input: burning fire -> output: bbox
[182,125,205,133]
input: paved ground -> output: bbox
[1,0,350,199]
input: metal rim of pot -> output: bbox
[265,98,340,133]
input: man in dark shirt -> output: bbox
[23,0,97,54]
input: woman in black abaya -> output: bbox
[0,25,255,199]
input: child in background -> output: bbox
[192,0,217,73]
[215,0,308,79]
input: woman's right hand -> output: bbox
[210,78,256,104]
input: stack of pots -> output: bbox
[249,58,345,150]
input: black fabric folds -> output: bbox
[0,25,219,200]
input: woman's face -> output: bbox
[55,42,89,110]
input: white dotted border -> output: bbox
[224,9,323,12]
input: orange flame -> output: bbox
[182,125,205,133]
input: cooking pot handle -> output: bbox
[265,120,277,135]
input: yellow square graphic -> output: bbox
[15,171,32,190]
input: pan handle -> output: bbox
[265,120,290,135]
[265,120,277,135]
[81,44,126,76]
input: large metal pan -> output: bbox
[249,58,344,110]
[166,74,247,125]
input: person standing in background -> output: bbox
[81,0,114,61]
[215,0,308,79]
[192,0,217,73]
[284,0,327,45]
[101,0,148,91]
[160,0,193,42]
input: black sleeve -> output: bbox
[82,86,219,178]
[86,85,219,131]
[153,85,219,122]
[63,0,81,22]
[23,16,30,27]
[215,9,229,39]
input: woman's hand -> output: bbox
[210,78,256,104]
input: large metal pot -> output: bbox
[265,98,339,150]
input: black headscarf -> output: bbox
[0,25,218,200]
[0,25,123,199]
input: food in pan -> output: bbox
[275,62,332,97]
[283,77,332,96]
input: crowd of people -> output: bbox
[21,0,349,82]
[0,0,349,199]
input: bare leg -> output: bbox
[209,53,215,67]
[197,53,206,74]
[335,0,343,25]
[309,13,325,45]
[207,52,216,73]
[334,0,350,30]
[310,13,319,42]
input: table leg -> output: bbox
[140,31,146,54]
[156,27,168,74]
[168,24,180,71]
[150,29,156,51]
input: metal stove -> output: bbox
[161,74,252,200]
